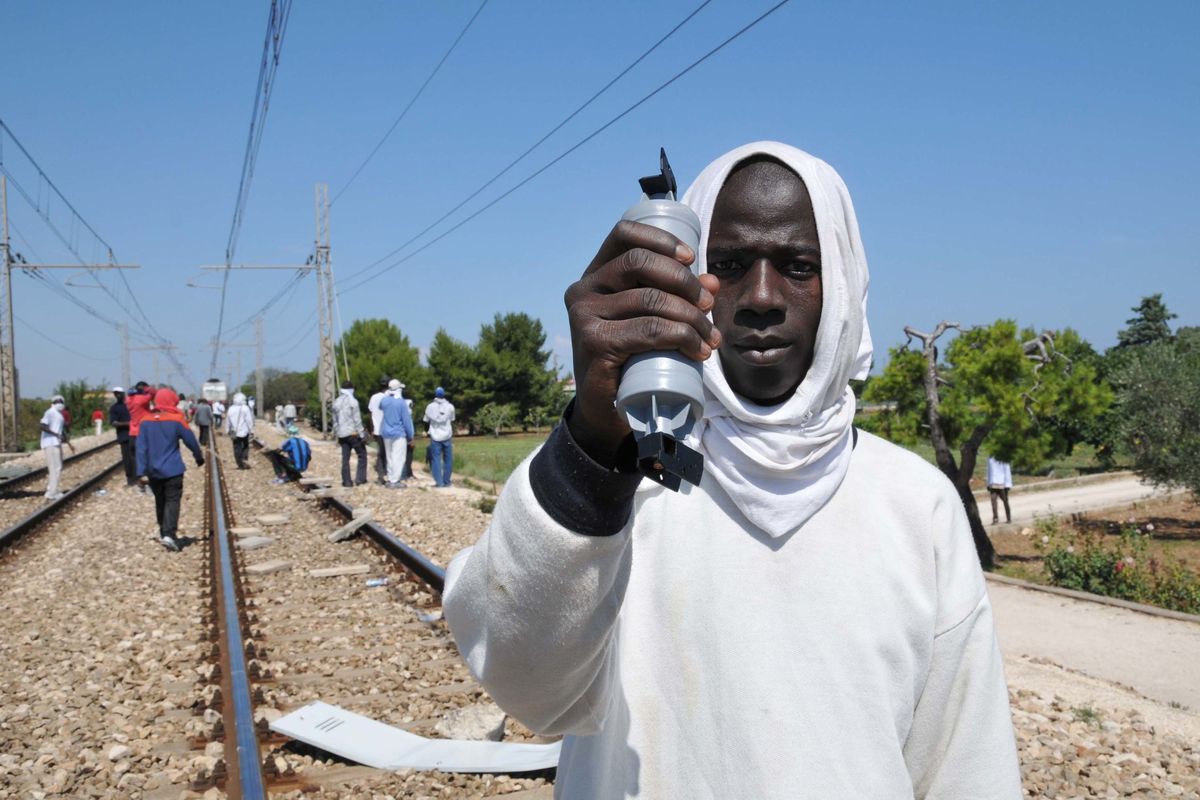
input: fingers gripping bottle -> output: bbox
[615,148,705,492]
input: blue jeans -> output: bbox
[429,439,453,486]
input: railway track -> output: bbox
[188,436,552,798]
[0,439,124,549]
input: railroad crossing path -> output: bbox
[989,580,1200,710]
[981,474,1179,527]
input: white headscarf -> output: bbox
[682,142,872,539]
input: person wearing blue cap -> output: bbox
[423,386,456,488]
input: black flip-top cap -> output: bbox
[638,147,678,198]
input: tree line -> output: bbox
[860,293,1198,567]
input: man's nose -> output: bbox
[741,259,786,314]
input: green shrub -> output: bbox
[1034,518,1200,614]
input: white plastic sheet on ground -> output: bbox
[269,701,561,773]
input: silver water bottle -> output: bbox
[614,148,705,491]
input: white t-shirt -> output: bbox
[424,398,455,442]
[40,407,65,449]
[368,391,386,435]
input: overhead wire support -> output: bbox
[339,0,791,296]
[331,0,489,205]
[211,0,295,376]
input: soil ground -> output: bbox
[994,492,1200,578]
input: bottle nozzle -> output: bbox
[638,147,678,199]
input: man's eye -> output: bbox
[783,261,821,277]
[708,260,741,275]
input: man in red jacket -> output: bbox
[136,387,203,552]
[127,381,154,495]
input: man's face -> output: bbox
[707,159,823,405]
[114,392,125,403]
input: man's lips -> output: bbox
[731,337,794,366]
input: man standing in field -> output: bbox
[368,376,390,485]
[109,387,137,488]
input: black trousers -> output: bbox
[233,435,250,468]
[374,434,388,480]
[198,425,210,446]
[401,440,415,479]
[149,474,184,539]
[339,435,367,486]
[120,437,137,484]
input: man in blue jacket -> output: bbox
[136,387,204,552]
[379,379,414,488]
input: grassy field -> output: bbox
[421,430,1119,489]
[417,432,549,488]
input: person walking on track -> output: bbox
[193,399,214,446]
[127,381,154,495]
[136,387,203,552]
[108,387,137,488]
[225,392,255,469]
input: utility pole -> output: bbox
[254,316,264,419]
[198,182,339,436]
[0,174,140,452]
[129,344,179,387]
[120,322,131,391]
[313,182,337,438]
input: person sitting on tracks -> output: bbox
[136,387,204,552]
[271,425,311,485]
[443,142,1021,799]
[225,392,255,470]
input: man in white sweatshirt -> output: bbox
[444,142,1022,799]
[224,392,255,469]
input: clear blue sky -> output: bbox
[2,0,1196,397]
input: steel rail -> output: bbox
[206,450,268,799]
[251,437,446,592]
[0,438,120,493]
[0,459,123,549]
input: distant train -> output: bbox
[201,379,228,404]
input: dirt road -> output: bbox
[982,474,1180,527]
[990,578,1200,712]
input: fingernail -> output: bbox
[698,289,714,310]
[676,243,694,263]
[699,343,712,358]
[709,330,722,347]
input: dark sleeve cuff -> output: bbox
[529,418,643,538]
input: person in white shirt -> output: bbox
[443,142,1021,799]
[423,387,456,487]
[987,456,1014,524]
[224,393,255,469]
[367,376,390,486]
[212,399,226,429]
[40,394,69,500]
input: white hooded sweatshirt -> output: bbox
[444,143,1021,799]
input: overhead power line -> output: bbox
[338,0,790,296]
[336,0,712,288]
[332,0,490,205]
[211,0,294,375]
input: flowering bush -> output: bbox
[1034,518,1200,614]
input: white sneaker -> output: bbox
[160,536,181,552]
